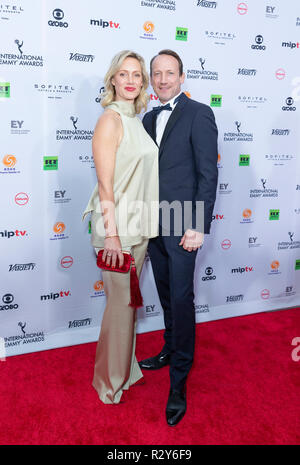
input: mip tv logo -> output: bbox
[90,18,120,29]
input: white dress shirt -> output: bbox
[155,92,181,147]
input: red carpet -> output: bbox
[0,308,299,445]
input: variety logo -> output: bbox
[176,27,188,41]
[237,68,257,76]
[231,266,253,274]
[4,322,45,348]
[0,229,27,238]
[224,121,253,142]
[271,129,290,136]
[239,154,250,166]
[197,1,217,8]
[0,39,43,66]
[237,3,247,15]
[11,120,30,135]
[140,0,176,10]
[50,222,69,241]
[226,294,244,302]
[278,232,300,250]
[15,192,29,205]
[41,290,71,301]
[90,18,120,29]
[251,35,266,50]
[56,117,93,141]
[282,41,299,49]
[69,53,95,63]
[187,58,219,81]
[249,179,278,198]
[140,21,157,40]
[0,294,19,311]
[44,156,58,170]
[1,154,20,174]
[202,266,216,281]
[34,83,75,100]
[69,318,92,328]
[48,9,68,28]
[282,97,296,111]
[9,263,35,272]
[269,209,280,220]
[0,82,10,98]
[210,94,222,107]
[54,190,71,204]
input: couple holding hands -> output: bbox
[83,49,218,426]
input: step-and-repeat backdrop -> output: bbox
[1,0,300,358]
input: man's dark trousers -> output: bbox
[148,231,198,391]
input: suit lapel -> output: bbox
[159,93,188,158]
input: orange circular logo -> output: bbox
[271,260,279,270]
[53,222,65,233]
[184,91,191,98]
[217,153,221,163]
[94,280,104,291]
[243,209,252,219]
[3,155,16,167]
[143,21,154,33]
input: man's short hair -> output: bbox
[150,49,183,76]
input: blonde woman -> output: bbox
[82,51,159,404]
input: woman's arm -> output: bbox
[92,109,124,267]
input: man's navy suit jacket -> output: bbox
[142,92,218,235]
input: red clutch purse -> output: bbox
[96,249,143,309]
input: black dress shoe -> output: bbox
[166,387,186,426]
[138,351,170,370]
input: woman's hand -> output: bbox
[102,236,124,268]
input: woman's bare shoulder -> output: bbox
[94,108,122,137]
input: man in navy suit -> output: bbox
[139,50,218,426]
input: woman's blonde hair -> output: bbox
[100,50,149,114]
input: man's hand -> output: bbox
[179,229,204,252]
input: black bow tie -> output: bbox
[153,103,172,114]
[153,95,181,114]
